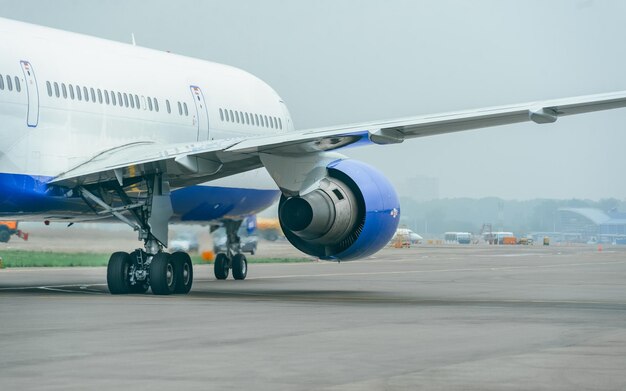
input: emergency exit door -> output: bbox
[20,61,39,127]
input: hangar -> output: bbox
[558,208,626,243]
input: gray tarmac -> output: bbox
[1,244,626,390]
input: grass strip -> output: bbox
[0,250,311,268]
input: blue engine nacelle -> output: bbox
[278,159,400,261]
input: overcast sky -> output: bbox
[2,0,626,200]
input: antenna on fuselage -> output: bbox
[131,33,137,46]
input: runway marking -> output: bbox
[1,260,624,294]
[0,283,107,292]
[246,260,626,280]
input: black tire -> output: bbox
[232,253,247,280]
[128,250,149,294]
[107,252,132,294]
[214,253,229,280]
[150,252,176,295]
[172,252,193,294]
[0,229,10,243]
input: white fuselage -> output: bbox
[0,17,292,181]
[0,17,291,221]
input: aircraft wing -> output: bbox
[51,90,626,189]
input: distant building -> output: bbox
[558,208,626,242]
[396,175,439,202]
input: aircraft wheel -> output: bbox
[150,252,176,295]
[107,252,132,294]
[232,253,247,280]
[172,252,193,294]
[214,253,229,280]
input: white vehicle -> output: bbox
[1,17,626,295]
[444,232,472,244]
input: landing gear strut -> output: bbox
[213,220,248,281]
[80,174,193,295]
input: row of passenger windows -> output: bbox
[219,108,282,130]
[45,81,189,116]
[3,75,282,129]
[0,74,22,92]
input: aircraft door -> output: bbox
[20,61,39,127]
[190,86,209,141]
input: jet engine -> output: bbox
[278,159,400,261]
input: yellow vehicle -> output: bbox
[256,217,283,241]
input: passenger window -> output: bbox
[89,88,95,102]
[166,100,171,114]
[54,82,59,97]
[83,87,89,102]
[229,110,234,122]
[177,101,182,115]
[264,115,269,128]
[110,91,116,105]
[76,85,82,101]
[183,102,188,116]
[117,92,122,106]
[235,111,240,123]
[147,97,153,111]
[134,95,140,109]
[224,109,230,122]
[15,77,21,92]
[278,118,282,129]
[154,98,159,112]
[0,75,4,90]
[219,108,224,121]
[122,93,128,107]
[104,90,110,105]
[129,93,135,108]
[254,114,259,126]
[97,89,103,103]
[6,75,12,91]
[61,83,67,99]
[46,81,52,96]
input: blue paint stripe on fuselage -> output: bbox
[0,172,279,222]
[170,185,280,222]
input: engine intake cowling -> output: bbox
[279,159,400,261]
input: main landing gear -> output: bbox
[79,174,193,295]
[213,220,248,281]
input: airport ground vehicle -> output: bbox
[444,232,472,244]
[256,217,282,241]
[0,221,27,243]
[169,232,199,253]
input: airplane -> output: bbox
[390,228,423,246]
[1,17,626,295]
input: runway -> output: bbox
[1,245,626,390]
